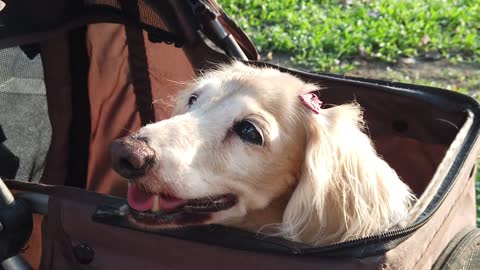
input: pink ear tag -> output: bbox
[298,93,323,114]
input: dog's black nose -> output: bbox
[110,137,155,179]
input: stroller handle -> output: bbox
[1,255,33,270]
[0,179,14,207]
[0,178,49,215]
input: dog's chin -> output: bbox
[127,193,239,230]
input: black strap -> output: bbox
[65,28,91,188]
[0,125,19,179]
[120,0,155,126]
[0,124,6,143]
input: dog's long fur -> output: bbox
[133,62,415,246]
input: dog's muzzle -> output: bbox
[110,136,155,179]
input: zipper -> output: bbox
[300,218,429,256]
[299,149,471,256]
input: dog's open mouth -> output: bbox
[127,185,238,226]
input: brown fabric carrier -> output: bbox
[3,0,480,269]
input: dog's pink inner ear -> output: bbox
[298,93,323,114]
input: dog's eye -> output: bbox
[187,94,198,107]
[233,121,263,146]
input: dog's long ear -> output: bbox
[281,102,413,246]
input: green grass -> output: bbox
[219,0,480,73]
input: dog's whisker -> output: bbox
[122,128,136,136]
[152,95,177,108]
[435,118,460,130]
[205,195,221,211]
[164,78,189,86]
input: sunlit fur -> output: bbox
[134,62,415,246]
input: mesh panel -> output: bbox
[0,47,51,181]
[138,0,173,31]
[84,0,172,33]
[85,0,122,9]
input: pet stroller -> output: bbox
[0,0,479,269]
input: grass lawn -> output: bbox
[220,0,479,72]
[218,0,480,224]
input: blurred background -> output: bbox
[218,0,480,224]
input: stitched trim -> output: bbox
[411,168,474,269]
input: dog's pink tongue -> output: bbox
[127,185,155,212]
[158,196,186,211]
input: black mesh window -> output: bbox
[0,46,51,181]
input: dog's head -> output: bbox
[110,62,413,245]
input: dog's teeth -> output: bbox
[152,195,160,212]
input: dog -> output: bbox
[110,62,415,246]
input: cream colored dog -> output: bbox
[110,62,415,246]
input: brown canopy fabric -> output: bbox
[84,23,195,196]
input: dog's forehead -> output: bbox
[178,65,312,129]
[197,68,304,107]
